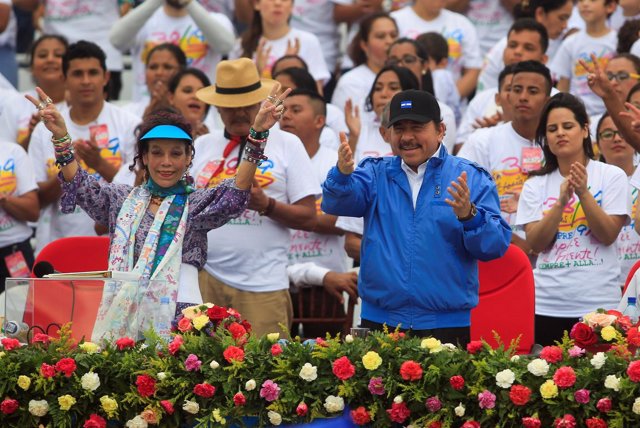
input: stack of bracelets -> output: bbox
[243,128,269,165]
[52,133,75,167]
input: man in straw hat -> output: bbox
[192,58,320,337]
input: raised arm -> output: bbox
[110,0,163,52]
[186,1,235,54]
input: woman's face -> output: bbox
[597,116,634,166]
[630,90,640,108]
[31,38,66,85]
[545,107,589,159]
[257,0,293,27]
[145,49,181,93]
[275,73,297,91]
[169,74,208,125]
[143,139,192,188]
[387,42,425,87]
[372,70,402,117]
[361,18,398,70]
[536,1,573,39]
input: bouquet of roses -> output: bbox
[172,303,252,343]
[570,309,634,353]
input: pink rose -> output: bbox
[260,379,281,401]
[478,390,496,409]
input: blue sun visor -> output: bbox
[140,125,193,142]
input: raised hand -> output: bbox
[285,38,300,56]
[568,161,588,197]
[25,87,67,140]
[256,38,272,74]
[252,82,291,132]
[620,102,640,133]
[579,53,615,99]
[445,171,473,218]
[337,132,355,175]
[344,98,361,140]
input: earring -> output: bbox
[182,169,194,186]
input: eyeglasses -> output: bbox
[598,129,622,140]
[386,55,420,67]
[606,71,640,82]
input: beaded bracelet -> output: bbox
[51,133,72,145]
[249,128,269,140]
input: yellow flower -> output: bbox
[540,380,558,399]
[601,326,617,342]
[79,342,99,354]
[17,375,31,391]
[100,395,119,417]
[421,338,442,352]
[362,351,382,370]
[267,333,280,342]
[213,409,226,425]
[58,395,76,411]
[0,351,5,358]
[193,314,210,331]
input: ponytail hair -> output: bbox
[240,10,264,58]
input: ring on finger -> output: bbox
[267,95,278,104]
[37,102,46,110]
[45,97,53,105]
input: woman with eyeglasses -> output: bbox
[516,93,629,345]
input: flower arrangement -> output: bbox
[2,304,640,427]
[569,309,637,354]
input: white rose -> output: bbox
[157,372,166,381]
[443,343,457,351]
[209,360,220,369]
[604,375,621,392]
[182,400,200,414]
[454,403,465,417]
[590,352,607,369]
[268,410,282,425]
[324,395,345,413]
[344,334,354,343]
[245,379,256,391]
[28,399,49,417]
[125,416,148,428]
[495,369,515,389]
[81,372,100,392]
[299,363,318,382]
[511,355,520,362]
[633,397,640,415]
[527,359,549,376]
[393,395,403,404]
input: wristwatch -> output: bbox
[457,203,477,222]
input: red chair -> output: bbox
[471,244,535,354]
[623,259,640,296]
[33,236,110,274]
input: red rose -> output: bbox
[386,402,410,423]
[466,340,483,354]
[509,385,531,406]
[350,406,371,426]
[461,422,480,428]
[136,374,157,397]
[207,306,228,321]
[233,392,246,406]
[586,417,608,428]
[553,366,577,388]
[228,322,247,340]
[240,319,252,333]
[115,337,135,351]
[223,345,245,363]
[1,338,20,351]
[55,357,77,377]
[332,356,356,380]
[40,363,55,379]
[177,317,193,332]
[0,398,18,415]
[168,335,184,356]
[540,346,564,363]
[388,332,405,341]
[315,337,329,347]
[570,322,598,348]
[160,400,174,415]
[522,417,542,428]
[450,375,465,390]
[400,360,423,381]
[627,360,640,382]
[627,327,640,346]
[554,414,576,428]
[296,402,308,416]
[83,414,107,428]
[32,333,51,344]
[193,382,216,398]
[271,344,283,357]
[597,398,612,413]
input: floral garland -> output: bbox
[1,304,640,427]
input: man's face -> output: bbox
[217,103,261,137]
[390,119,445,170]
[507,72,549,123]
[65,58,109,107]
[279,95,324,143]
[503,30,547,65]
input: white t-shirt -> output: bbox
[290,0,343,71]
[288,145,347,276]
[390,7,483,79]
[354,121,393,163]
[0,0,17,50]
[458,121,539,229]
[326,103,348,137]
[28,103,140,252]
[230,28,330,83]
[0,142,37,248]
[517,160,630,317]
[331,64,376,115]
[550,30,617,116]
[335,215,363,235]
[42,1,123,71]
[432,68,461,122]
[130,8,234,100]
[616,174,640,285]
[466,0,513,55]
[198,0,235,21]
[457,87,499,144]
[191,128,321,292]
[0,90,66,146]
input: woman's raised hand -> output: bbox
[252,82,291,132]
[25,87,68,140]
[337,132,355,175]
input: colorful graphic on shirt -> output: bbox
[573,50,614,96]
[45,1,95,21]
[288,229,335,261]
[0,157,17,195]
[491,157,527,197]
[142,27,209,71]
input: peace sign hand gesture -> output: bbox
[579,53,615,99]
[25,87,68,140]
[252,82,291,132]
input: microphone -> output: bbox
[33,261,58,278]
[2,320,29,342]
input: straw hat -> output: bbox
[196,58,276,108]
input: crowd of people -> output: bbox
[1,0,640,345]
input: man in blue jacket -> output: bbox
[322,90,511,345]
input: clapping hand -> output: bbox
[445,171,473,218]
[74,134,103,170]
[337,132,355,175]
[25,87,67,140]
[251,82,291,132]
[568,161,588,198]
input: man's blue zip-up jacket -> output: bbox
[321,145,512,330]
